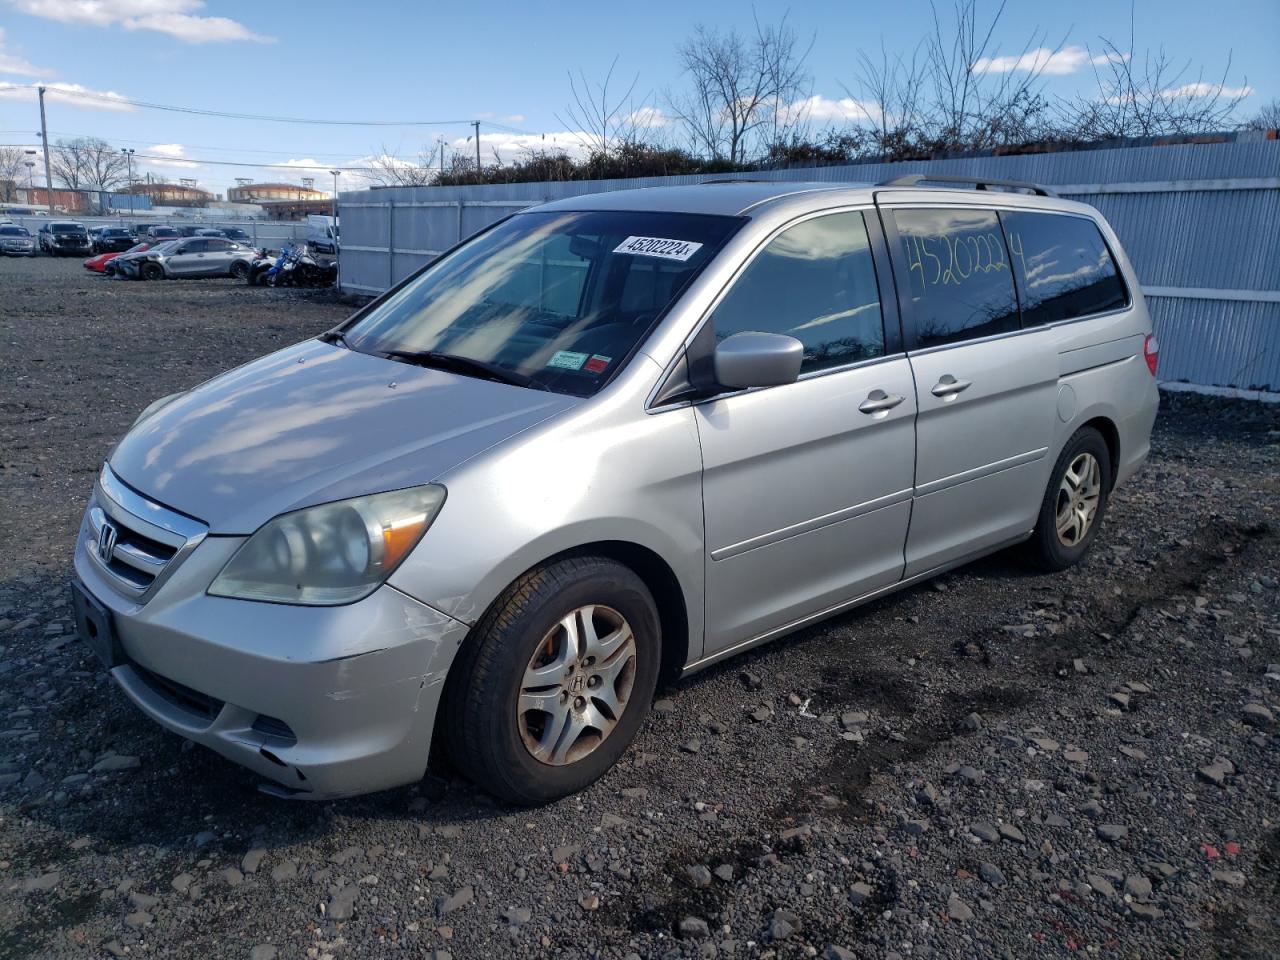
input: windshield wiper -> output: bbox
[383,349,548,391]
[318,329,352,348]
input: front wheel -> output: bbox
[230,261,249,280]
[1023,426,1112,571]
[441,557,661,804]
[140,262,164,281]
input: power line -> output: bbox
[0,145,378,172]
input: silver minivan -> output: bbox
[72,178,1159,803]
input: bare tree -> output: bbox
[841,41,927,156]
[0,145,27,198]
[558,56,647,158]
[1067,8,1250,139]
[49,137,128,191]
[1243,98,1280,131]
[363,144,437,187]
[665,12,812,163]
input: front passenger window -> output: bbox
[710,211,885,375]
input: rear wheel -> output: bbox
[140,262,164,281]
[441,557,661,804]
[1023,426,1112,571]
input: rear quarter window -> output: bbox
[1000,211,1128,325]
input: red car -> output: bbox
[84,242,151,274]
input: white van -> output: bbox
[307,214,338,254]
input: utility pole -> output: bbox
[438,137,445,178]
[37,86,54,214]
[472,120,481,179]
[329,169,341,290]
[121,147,135,223]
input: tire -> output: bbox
[1023,426,1112,572]
[140,262,164,281]
[230,261,249,280]
[441,556,661,804]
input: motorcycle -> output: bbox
[247,244,336,288]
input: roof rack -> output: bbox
[876,174,1057,197]
[698,178,774,185]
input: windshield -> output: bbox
[53,224,86,235]
[103,228,131,237]
[0,226,30,236]
[346,210,741,397]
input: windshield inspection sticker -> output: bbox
[584,354,611,374]
[547,350,589,370]
[613,236,703,261]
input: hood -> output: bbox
[109,340,580,533]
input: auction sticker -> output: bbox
[613,236,703,261]
[584,354,611,374]
[547,350,588,370]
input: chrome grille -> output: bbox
[85,464,207,601]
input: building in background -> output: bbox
[227,182,329,204]
[125,182,214,208]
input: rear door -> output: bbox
[200,238,237,275]
[693,209,916,654]
[881,203,1059,576]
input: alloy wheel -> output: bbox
[1055,451,1102,547]
[517,604,638,766]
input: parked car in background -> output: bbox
[93,227,138,254]
[195,228,226,238]
[85,241,152,274]
[88,226,104,247]
[38,221,92,256]
[70,179,1159,803]
[145,225,180,243]
[0,224,36,256]
[115,236,258,280]
[220,226,252,244]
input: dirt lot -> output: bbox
[1,255,1278,960]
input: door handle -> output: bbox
[930,375,972,399]
[858,389,905,415]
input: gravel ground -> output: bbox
[1,255,1278,960]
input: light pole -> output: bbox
[121,147,135,223]
[24,160,35,193]
[329,169,341,290]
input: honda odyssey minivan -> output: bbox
[72,178,1159,803]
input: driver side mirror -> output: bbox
[713,332,804,389]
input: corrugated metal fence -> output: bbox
[337,138,1280,392]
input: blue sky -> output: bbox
[1,0,1275,196]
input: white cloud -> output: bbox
[0,26,54,75]
[781,94,885,126]
[144,142,199,168]
[1161,81,1253,100]
[7,0,273,43]
[0,79,133,110]
[627,105,670,128]
[972,45,1100,76]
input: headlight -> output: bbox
[209,485,446,605]
[132,392,185,427]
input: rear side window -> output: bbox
[711,211,885,374]
[892,208,1019,349]
[1001,211,1128,325]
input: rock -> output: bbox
[1124,875,1152,900]
[1088,874,1117,898]
[327,885,358,921]
[825,948,857,960]
[171,873,194,894]
[91,755,140,773]
[437,885,473,917]
[1108,692,1131,711]
[1030,737,1059,752]
[653,698,676,714]
[1197,764,1230,786]
[901,818,930,836]
[685,864,713,888]
[619,787,648,800]
[22,872,59,893]
[1097,824,1129,842]
[270,860,297,882]
[242,847,267,874]
[916,783,940,806]
[128,891,159,911]
[124,911,152,929]
[1129,903,1164,921]
[577,892,600,910]
[768,909,800,940]
[679,739,702,754]
[1211,870,1246,888]
[955,765,985,783]
[1063,748,1089,764]
[999,823,1026,843]
[504,905,532,927]
[220,867,244,887]
[947,895,974,922]
[249,947,278,960]
[978,862,1005,886]
[1242,703,1274,727]
[713,864,734,882]
[840,711,868,730]
[679,916,710,939]
[849,882,874,905]
[969,822,1000,843]
[962,712,984,731]
[739,671,763,690]
[749,704,773,723]
[552,844,580,864]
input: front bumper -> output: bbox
[1,242,35,255]
[72,490,470,799]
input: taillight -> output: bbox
[1143,334,1159,376]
